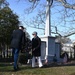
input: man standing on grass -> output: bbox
[32,31,43,68]
[11,26,25,71]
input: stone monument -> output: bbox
[41,0,56,63]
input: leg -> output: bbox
[32,56,35,68]
[17,50,21,68]
[37,57,43,68]
[13,49,19,70]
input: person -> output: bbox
[32,31,43,68]
[11,26,25,71]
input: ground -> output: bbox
[0,62,75,75]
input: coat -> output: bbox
[32,36,41,57]
[11,29,25,50]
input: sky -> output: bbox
[6,0,75,40]
[6,0,45,39]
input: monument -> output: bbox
[41,0,56,63]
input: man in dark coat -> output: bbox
[11,26,25,71]
[32,31,43,68]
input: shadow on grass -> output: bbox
[0,63,33,72]
[42,62,75,68]
[0,62,75,72]
[0,66,13,72]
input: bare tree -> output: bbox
[17,0,75,37]
[56,0,75,9]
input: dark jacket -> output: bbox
[11,29,25,50]
[32,36,41,57]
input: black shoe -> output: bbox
[17,65,20,70]
[13,67,18,72]
[13,65,20,71]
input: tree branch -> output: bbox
[56,0,75,9]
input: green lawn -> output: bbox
[0,63,75,75]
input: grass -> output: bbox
[0,63,75,75]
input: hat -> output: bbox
[32,31,37,35]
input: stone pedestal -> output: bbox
[55,42,61,62]
[41,36,55,62]
[41,41,46,60]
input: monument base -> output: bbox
[55,42,61,62]
[41,36,56,63]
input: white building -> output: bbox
[62,41,74,59]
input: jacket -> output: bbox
[11,29,25,50]
[32,36,41,57]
